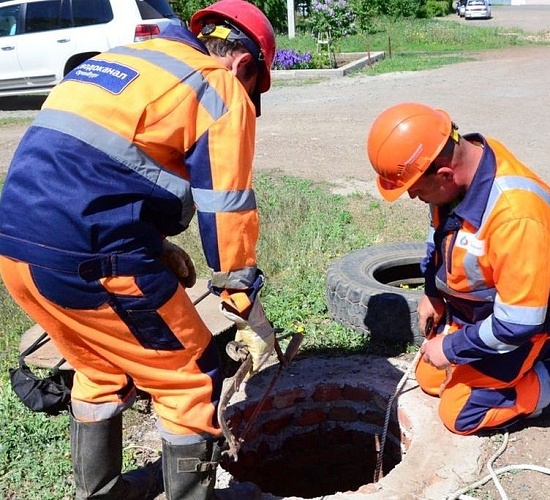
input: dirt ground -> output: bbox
[2,5,550,499]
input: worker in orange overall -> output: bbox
[0,1,276,498]
[366,102,550,435]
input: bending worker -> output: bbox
[366,102,550,435]
[0,0,276,498]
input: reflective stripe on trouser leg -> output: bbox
[0,257,222,438]
[533,360,550,414]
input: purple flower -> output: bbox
[273,49,314,70]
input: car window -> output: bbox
[25,0,63,33]
[135,0,178,20]
[0,4,20,37]
[72,0,113,27]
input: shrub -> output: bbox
[307,0,358,40]
[420,0,454,18]
[169,0,289,33]
[350,0,383,34]
[169,0,210,25]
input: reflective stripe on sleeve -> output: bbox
[493,298,547,326]
[191,187,256,213]
[33,109,194,226]
[110,46,227,121]
[478,316,517,354]
[211,266,258,290]
[480,176,550,231]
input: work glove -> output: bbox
[221,298,275,376]
[160,240,196,288]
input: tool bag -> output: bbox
[9,332,72,415]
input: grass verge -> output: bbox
[0,117,34,127]
[276,15,548,75]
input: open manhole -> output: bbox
[219,356,412,499]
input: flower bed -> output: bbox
[273,48,365,70]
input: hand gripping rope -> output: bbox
[373,308,550,500]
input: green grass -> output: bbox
[0,117,34,127]
[276,16,547,74]
[363,52,474,74]
[0,284,73,499]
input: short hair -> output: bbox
[202,37,257,81]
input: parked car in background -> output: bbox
[464,0,492,20]
[457,0,467,17]
[0,0,183,98]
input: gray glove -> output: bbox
[221,299,275,375]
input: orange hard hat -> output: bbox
[366,102,453,202]
[190,0,276,94]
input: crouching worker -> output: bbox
[0,1,276,498]
[366,102,550,435]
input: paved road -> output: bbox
[465,4,550,32]
[254,6,550,195]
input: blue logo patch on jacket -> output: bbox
[64,59,139,94]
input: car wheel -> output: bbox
[326,242,426,346]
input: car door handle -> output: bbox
[1,46,15,51]
[56,38,70,43]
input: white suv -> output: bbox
[0,0,183,97]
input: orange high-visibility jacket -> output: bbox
[423,134,550,379]
[0,25,260,295]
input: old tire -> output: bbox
[326,242,426,346]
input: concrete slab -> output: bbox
[271,52,385,81]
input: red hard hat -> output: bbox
[190,0,276,94]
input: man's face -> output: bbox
[407,139,460,205]
[407,172,446,204]
[407,167,461,206]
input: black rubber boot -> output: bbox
[162,439,222,500]
[71,413,164,499]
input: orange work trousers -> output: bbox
[416,352,543,435]
[1,256,222,441]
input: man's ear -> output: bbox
[231,52,253,76]
[231,52,258,94]
[437,166,455,182]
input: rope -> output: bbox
[446,430,550,499]
[372,348,422,483]
[486,432,510,500]
[374,308,451,483]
